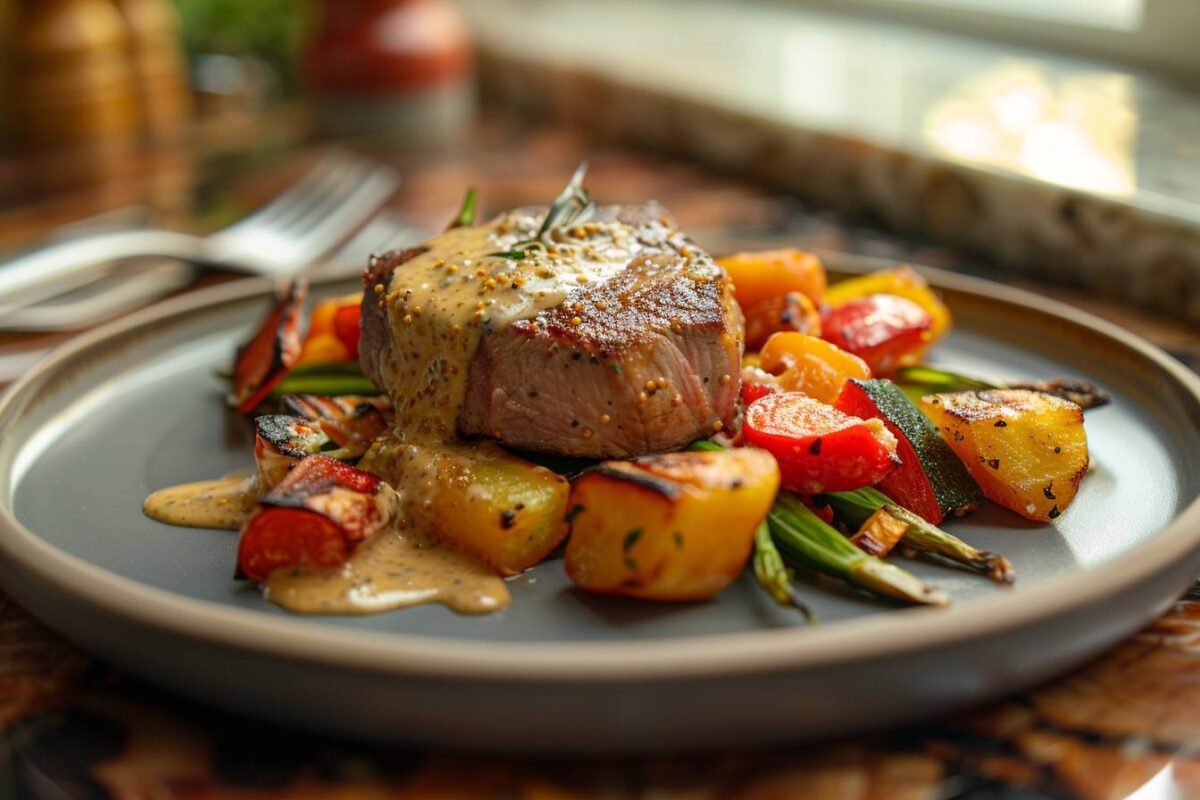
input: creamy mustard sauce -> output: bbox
[146,210,693,616]
[265,525,509,615]
[143,476,258,530]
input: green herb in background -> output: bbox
[173,0,312,91]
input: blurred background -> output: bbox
[0,0,1198,356]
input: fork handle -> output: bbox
[0,229,207,311]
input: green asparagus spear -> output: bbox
[819,487,1014,584]
[769,493,948,606]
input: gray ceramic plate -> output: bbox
[1,257,1198,753]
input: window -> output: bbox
[795,0,1199,81]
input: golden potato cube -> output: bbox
[920,389,1088,523]
[565,449,780,601]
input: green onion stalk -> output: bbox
[769,493,948,606]
[266,362,381,399]
[893,365,994,405]
[894,365,1109,410]
[818,487,1014,584]
[752,521,816,623]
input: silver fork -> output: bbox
[0,150,399,314]
[0,210,424,333]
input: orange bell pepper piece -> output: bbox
[742,290,822,350]
[296,332,351,366]
[759,331,870,403]
[717,248,826,311]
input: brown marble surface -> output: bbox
[1,126,1198,799]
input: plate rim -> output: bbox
[1,265,1198,684]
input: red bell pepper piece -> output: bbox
[743,392,899,494]
[741,381,777,407]
[740,368,781,407]
[238,454,389,582]
[821,294,932,376]
[333,302,362,359]
[231,278,307,413]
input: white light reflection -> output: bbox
[1123,762,1183,800]
[924,61,1137,196]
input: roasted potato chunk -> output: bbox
[361,439,570,575]
[565,449,780,601]
[920,390,1088,523]
[421,443,570,575]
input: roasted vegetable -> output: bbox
[817,487,1014,583]
[740,365,781,407]
[743,392,899,494]
[920,390,1089,522]
[231,278,307,413]
[768,493,947,606]
[687,440,811,618]
[849,507,908,557]
[690,439,944,605]
[280,394,391,457]
[759,331,871,404]
[295,333,350,366]
[238,455,392,582]
[717,248,826,311]
[565,449,780,601]
[296,292,362,366]
[404,442,571,576]
[253,415,331,491]
[333,303,361,358]
[893,364,995,405]
[752,521,814,620]
[834,378,982,523]
[825,266,952,341]
[821,294,933,375]
[742,291,822,350]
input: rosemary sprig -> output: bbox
[489,161,594,259]
[452,186,478,228]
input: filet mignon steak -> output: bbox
[360,202,742,457]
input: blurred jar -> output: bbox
[112,0,192,142]
[304,0,474,147]
[11,0,140,155]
